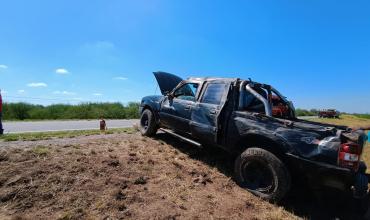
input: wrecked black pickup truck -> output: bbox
[139,71,369,211]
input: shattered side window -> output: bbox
[201,83,226,105]
[173,83,199,102]
[243,88,266,113]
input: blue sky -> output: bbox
[0,0,369,113]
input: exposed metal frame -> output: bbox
[245,84,273,117]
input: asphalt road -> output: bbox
[3,119,139,134]
[298,116,318,120]
[2,116,317,134]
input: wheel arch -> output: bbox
[234,133,292,163]
[141,104,153,113]
[140,104,160,125]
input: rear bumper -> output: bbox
[286,153,369,199]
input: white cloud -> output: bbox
[17,90,25,94]
[53,90,76,96]
[93,93,103,96]
[27,82,47,87]
[1,90,8,94]
[113,76,128,80]
[0,64,8,69]
[55,68,69,74]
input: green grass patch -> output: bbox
[353,114,370,120]
[2,135,20,142]
[0,127,135,142]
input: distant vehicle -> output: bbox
[139,72,369,214]
[318,109,340,118]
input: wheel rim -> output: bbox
[241,160,275,194]
[140,113,149,130]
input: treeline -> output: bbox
[3,103,369,120]
[3,102,140,120]
[295,109,370,118]
[295,108,319,116]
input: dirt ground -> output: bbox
[0,131,298,220]
[1,116,368,220]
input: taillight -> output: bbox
[338,142,361,171]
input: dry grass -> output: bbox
[0,117,369,219]
[31,146,50,157]
[310,114,370,128]
[0,132,299,220]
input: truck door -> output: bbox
[160,82,200,133]
[190,81,231,144]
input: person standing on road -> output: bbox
[0,89,3,135]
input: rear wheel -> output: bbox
[234,147,291,202]
[139,109,157,136]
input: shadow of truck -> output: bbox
[153,132,370,220]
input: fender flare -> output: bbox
[140,98,161,124]
[233,132,293,161]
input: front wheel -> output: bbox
[139,109,157,136]
[234,147,291,202]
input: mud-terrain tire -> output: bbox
[234,147,291,202]
[139,109,157,136]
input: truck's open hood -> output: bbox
[153,71,183,95]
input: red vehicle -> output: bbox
[318,109,340,118]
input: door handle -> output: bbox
[184,105,192,110]
[210,110,217,114]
